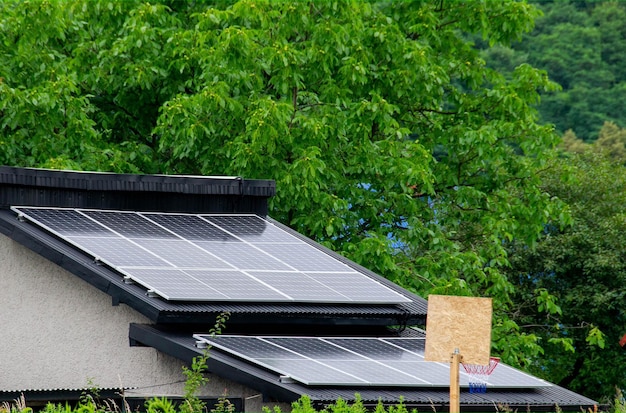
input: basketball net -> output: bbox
[461,357,499,393]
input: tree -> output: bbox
[505,151,626,402]
[559,129,589,154]
[0,0,564,369]
[483,1,626,142]
[593,121,626,163]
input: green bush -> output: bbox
[263,395,416,413]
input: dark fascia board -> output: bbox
[0,166,275,215]
[0,166,275,196]
[0,209,426,326]
[129,324,599,412]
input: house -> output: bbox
[0,166,597,412]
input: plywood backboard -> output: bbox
[424,294,493,365]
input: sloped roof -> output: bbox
[0,166,597,411]
[0,166,426,325]
[129,324,598,412]
[0,208,426,326]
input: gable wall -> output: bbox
[0,235,285,412]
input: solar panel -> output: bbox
[247,271,354,301]
[122,268,228,300]
[194,335,552,389]
[141,213,239,242]
[130,239,233,269]
[67,236,171,267]
[203,215,300,243]
[253,243,352,271]
[16,208,114,237]
[82,210,177,239]
[12,206,411,304]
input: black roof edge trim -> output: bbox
[0,166,276,196]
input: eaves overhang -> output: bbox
[129,324,599,413]
[0,209,426,326]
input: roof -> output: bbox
[0,166,427,325]
[0,166,275,215]
[129,324,598,412]
[0,166,597,411]
[0,208,426,326]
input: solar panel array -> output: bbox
[194,335,551,389]
[12,207,410,304]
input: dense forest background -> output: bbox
[482,0,626,143]
[2,0,626,405]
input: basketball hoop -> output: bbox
[462,357,499,393]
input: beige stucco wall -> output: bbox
[0,235,290,412]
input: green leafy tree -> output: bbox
[505,152,626,402]
[0,0,565,369]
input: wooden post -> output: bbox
[450,349,462,413]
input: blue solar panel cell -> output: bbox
[382,337,426,353]
[265,338,367,361]
[253,243,351,272]
[246,272,351,301]
[194,242,292,271]
[185,270,289,300]
[304,273,409,303]
[384,361,451,385]
[326,360,428,385]
[204,336,304,359]
[120,268,228,300]
[325,338,423,362]
[486,364,550,388]
[256,359,368,385]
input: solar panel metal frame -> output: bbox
[12,206,411,304]
[193,335,552,389]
